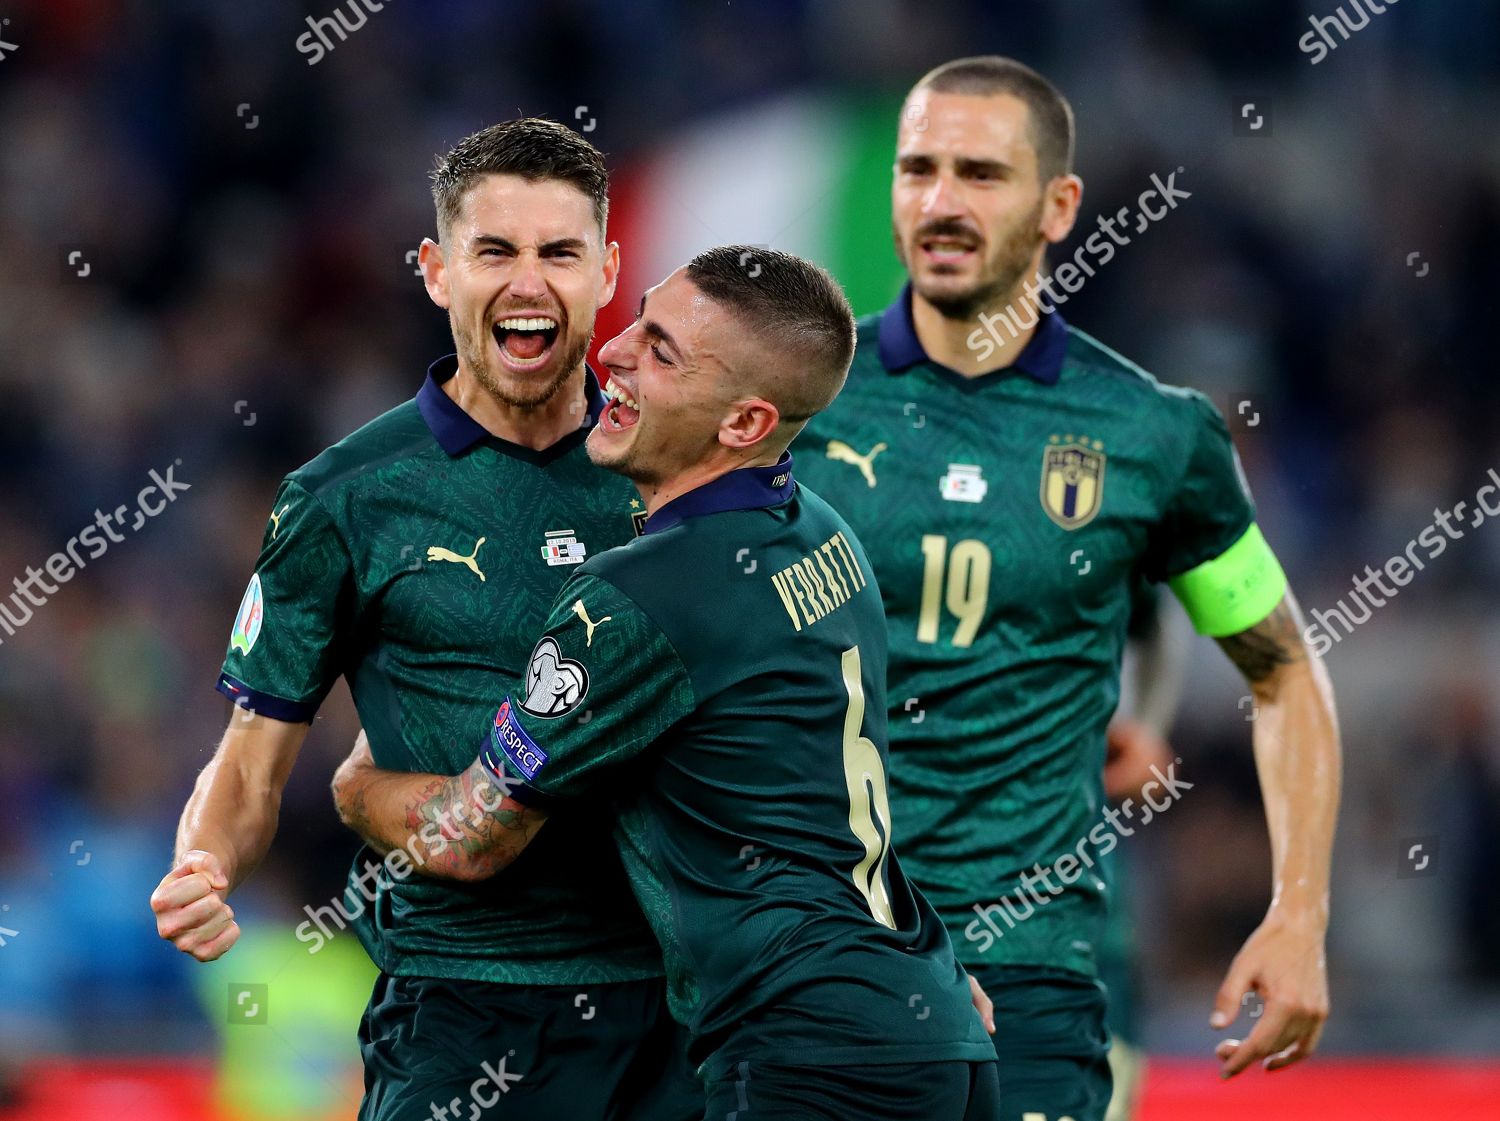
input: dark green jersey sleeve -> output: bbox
[1145,392,1256,582]
[1147,393,1289,636]
[216,478,355,722]
[486,573,696,803]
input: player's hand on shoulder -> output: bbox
[149,849,240,961]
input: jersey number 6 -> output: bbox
[840,645,897,929]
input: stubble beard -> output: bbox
[455,311,595,412]
[897,197,1046,321]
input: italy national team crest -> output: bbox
[230,573,264,655]
[1040,436,1106,529]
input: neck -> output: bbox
[636,447,784,518]
[445,361,588,451]
[911,272,1044,378]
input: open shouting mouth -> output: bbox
[492,315,560,370]
[918,232,980,269]
[599,377,641,433]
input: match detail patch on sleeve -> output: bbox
[487,698,549,782]
[1168,522,1288,637]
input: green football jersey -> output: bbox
[483,458,994,1078]
[217,356,661,985]
[795,288,1276,978]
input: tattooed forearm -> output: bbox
[343,783,393,856]
[401,760,547,880]
[332,748,549,882]
[1215,591,1308,685]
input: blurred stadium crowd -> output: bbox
[1,0,1497,1084]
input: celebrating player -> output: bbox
[330,246,1002,1121]
[794,56,1342,1121]
[149,119,701,1120]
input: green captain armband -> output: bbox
[1168,523,1288,637]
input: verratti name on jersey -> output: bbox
[768,528,869,632]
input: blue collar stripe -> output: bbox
[876,283,1067,385]
[417,354,609,456]
[643,454,796,535]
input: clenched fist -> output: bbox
[150,849,241,961]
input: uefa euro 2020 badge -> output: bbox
[230,574,264,655]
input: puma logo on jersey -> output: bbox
[427,537,487,581]
[572,599,612,646]
[269,504,290,538]
[826,440,887,488]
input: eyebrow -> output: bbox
[471,234,589,253]
[636,295,683,360]
[898,153,1013,177]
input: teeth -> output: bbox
[605,382,640,411]
[497,317,558,331]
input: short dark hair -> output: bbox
[908,56,1075,180]
[430,118,609,240]
[684,246,856,425]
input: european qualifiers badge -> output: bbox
[1041,436,1106,529]
[939,463,988,503]
[519,636,589,719]
[540,529,587,567]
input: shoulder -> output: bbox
[846,312,890,381]
[1062,325,1222,426]
[286,398,437,502]
[571,526,687,601]
[854,309,882,345]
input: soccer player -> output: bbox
[329,246,1002,1121]
[149,119,700,1121]
[793,56,1342,1121]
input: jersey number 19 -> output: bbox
[917,535,992,648]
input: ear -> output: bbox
[719,397,781,452]
[598,239,621,310]
[1040,173,1083,246]
[419,237,450,310]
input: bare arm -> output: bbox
[150,710,309,960]
[332,731,549,882]
[1209,589,1341,1077]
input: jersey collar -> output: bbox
[643,453,796,535]
[417,353,608,456]
[877,283,1067,385]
